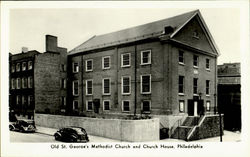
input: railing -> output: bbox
[186,115,206,141]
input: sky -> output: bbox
[9,7,242,65]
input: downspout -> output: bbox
[134,44,137,117]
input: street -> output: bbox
[10,131,62,143]
[10,130,120,143]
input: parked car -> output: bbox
[54,126,89,142]
[9,119,36,132]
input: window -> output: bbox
[28,61,33,70]
[28,77,33,88]
[122,100,130,112]
[142,100,151,113]
[193,30,199,38]
[141,75,151,94]
[87,100,93,111]
[72,80,79,96]
[141,50,151,65]
[16,78,21,89]
[206,101,210,111]
[102,78,111,95]
[28,95,33,106]
[22,62,27,71]
[121,53,130,67]
[102,56,110,69]
[122,76,130,95]
[61,79,66,89]
[86,80,93,95]
[86,59,93,72]
[193,55,199,67]
[61,97,66,106]
[193,78,198,95]
[22,95,27,105]
[22,77,27,88]
[11,78,15,89]
[206,80,210,95]
[61,64,66,72]
[16,95,21,105]
[103,100,110,111]
[11,64,15,73]
[206,59,210,70]
[178,76,184,94]
[72,62,79,73]
[179,50,184,64]
[16,63,20,72]
[179,100,185,112]
[73,100,78,110]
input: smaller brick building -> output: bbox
[9,48,40,119]
[34,35,68,115]
[218,63,241,131]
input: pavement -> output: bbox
[36,125,241,142]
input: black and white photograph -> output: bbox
[1,1,249,157]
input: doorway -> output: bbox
[188,99,204,116]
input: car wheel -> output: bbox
[54,134,60,141]
[9,125,14,131]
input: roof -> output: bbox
[10,50,40,61]
[69,10,201,54]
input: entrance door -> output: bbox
[188,100,194,116]
[93,99,100,114]
[188,99,204,116]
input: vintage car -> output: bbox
[9,119,36,132]
[54,126,89,142]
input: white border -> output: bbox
[121,76,131,95]
[140,74,151,94]
[121,53,131,67]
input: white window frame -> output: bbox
[61,96,66,106]
[28,61,33,70]
[140,74,151,94]
[72,80,79,96]
[72,62,79,73]
[179,50,185,65]
[122,100,130,112]
[121,76,131,95]
[22,62,27,71]
[193,78,198,95]
[178,75,185,95]
[141,100,151,113]
[12,64,15,73]
[206,58,210,70]
[16,95,21,105]
[121,53,131,67]
[140,50,151,65]
[73,100,79,110]
[86,79,93,95]
[11,78,15,89]
[16,78,21,89]
[16,63,20,72]
[103,100,110,111]
[85,59,93,72]
[102,56,111,69]
[28,76,33,88]
[193,55,199,68]
[206,80,210,96]
[86,100,93,111]
[179,100,185,112]
[102,78,111,95]
[22,77,27,89]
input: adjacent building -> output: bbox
[9,48,40,119]
[67,10,219,120]
[9,35,67,119]
[218,63,241,131]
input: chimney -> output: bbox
[46,35,58,52]
[22,47,28,53]
[164,26,174,34]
